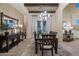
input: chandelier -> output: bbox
[40,11,50,21]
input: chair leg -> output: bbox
[35,43,38,54]
[40,44,41,50]
[51,48,53,56]
[55,48,57,54]
[6,40,9,52]
[0,40,3,49]
[55,39,58,54]
[42,50,43,56]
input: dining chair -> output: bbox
[40,38,54,56]
[53,35,58,54]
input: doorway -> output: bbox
[37,21,47,33]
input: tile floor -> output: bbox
[60,39,79,56]
[0,38,75,56]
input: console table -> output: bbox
[63,33,73,42]
[0,32,26,52]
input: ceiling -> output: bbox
[24,3,59,13]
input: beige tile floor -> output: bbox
[0,38,76,56]
[60,39,79,56]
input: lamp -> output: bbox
[18,24,23,28]
[70,26,73,30]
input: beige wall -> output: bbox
[72,4,79,31]
[26,13,32,39]
[63,3,79,31]
[0,3,43,39]
[51,3,69,41]
[30,13,54,33]
[0,3,25,32]
[24,8,33,39]
[63,4,73,25]
[51,9,59,32]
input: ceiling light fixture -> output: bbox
[40,10,50,21]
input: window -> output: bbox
[37,21,47,33]
[74,19,79,25]
[75,3,79,8]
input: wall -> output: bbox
[30,13,54,34]
[71,4,79,31]
[51,8,59,32]
[63,3,79,38]
[63,3,79,31]
[24,8,33,39]
[10,3,29,33]
[0,3,24,33]
[0,3,37,39]
[51,3,69,41]
[63,4,73,26]
[10,3,32,39]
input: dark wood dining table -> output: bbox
[35,33,58,54]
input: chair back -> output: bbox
[42,34,53,38]
[33,31,37,39]
[41,38,54,45]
